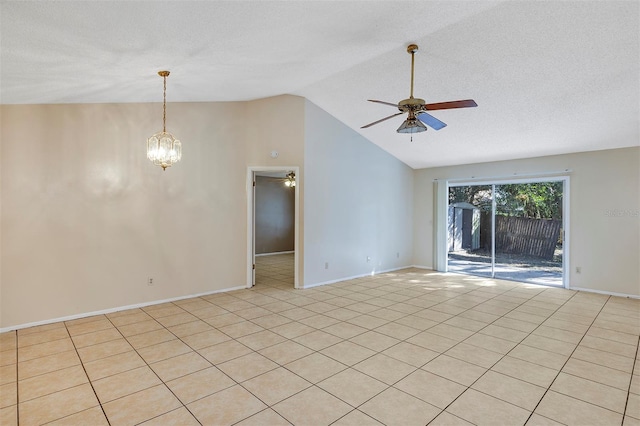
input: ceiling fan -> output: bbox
[362,44,477,137]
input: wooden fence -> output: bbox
[480,214,561,260]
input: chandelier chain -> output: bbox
[163,74,167,133]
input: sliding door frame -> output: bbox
[442,175,570,288]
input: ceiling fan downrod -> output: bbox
[407,44,418,99]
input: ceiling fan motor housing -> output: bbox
[398,97,426,113]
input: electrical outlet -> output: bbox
[396,252,400,258]
[324,262,329,270]
[575,267,581,274]
[148,278,154,286]
[367,256,371,263]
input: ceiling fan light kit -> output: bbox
[362,44,477,139]
[397,114,428,134]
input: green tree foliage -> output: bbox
[449,185,492,211]
[496,182,563,219]
[449,182,563,219]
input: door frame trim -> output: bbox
[246,166,300,289]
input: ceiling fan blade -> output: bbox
[361,112,404,129]
[424,99,478,110]
[417,112,447,130]
[368,99,400,108]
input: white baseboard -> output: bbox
[0,285,247,333]
[568,286,640,299]
[410,265,434,270]
[303,265,414,289]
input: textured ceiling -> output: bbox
[1,1,638,169]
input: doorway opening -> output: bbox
[446,177,568,287]
[247,167,300,289]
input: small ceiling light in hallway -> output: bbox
[285,172,296,187]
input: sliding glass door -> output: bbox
[447,179,565,286]
[447,184,493,278]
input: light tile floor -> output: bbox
[1,253,639,425]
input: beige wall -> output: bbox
[413,147,640,296]
[0,95,305,329]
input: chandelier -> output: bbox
[284,172,296,187]
[147,71,182,170]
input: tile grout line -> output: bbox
[14,331,19,426]
[622,332,640,425]
[62,320,112,426]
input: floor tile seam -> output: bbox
[593,312,640,324]
[546,383,628,415]
[264,385,346,426]
[589,323,640,338]
[464,383,540,413]
[108,316,156,328]
[329,408,386,426]
[586,325,640,340]
[314,376,392,414]
[577,339,638,358]
[439,342,508,371]
[233,371,314,411]
[170,374,238,407]
[15,334,73,351]
[11,340,20,426]
[16,363,89,396]
[432,378,521,426]
[60,315,110,328]
[600,304,640,316]
[141,305,189,319]
[558,369,632,392]
[99,383,186,423]
[90,375,164,406]
[622,334,640,420]
[16,328,71,344]
[317,325,371,342]
[517,340,576,357]
[522,293,612,425]
[16,382,103,425]
[426,410,474,426]
[318,349,378,369]
[569,351,636,374]
[61,321,111,426]
[70,334,125,351]
[277,359,350,390]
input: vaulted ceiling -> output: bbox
[1,1,638,168]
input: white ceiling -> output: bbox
[1,1,638,169]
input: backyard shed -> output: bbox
[448,202,481,252]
